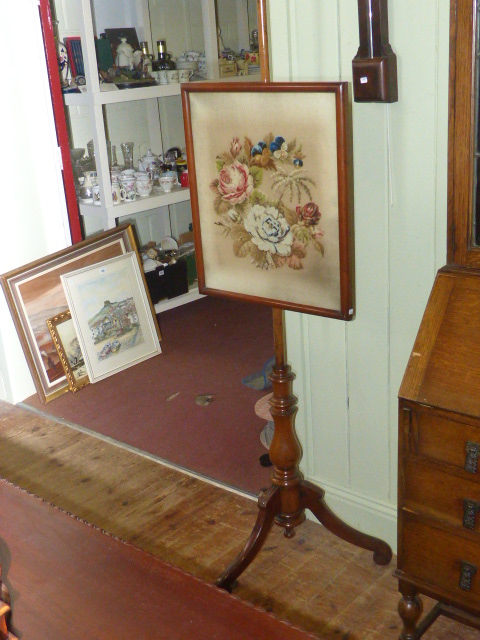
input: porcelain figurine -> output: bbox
[116,37,133,69]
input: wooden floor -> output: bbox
[0,400,477,640]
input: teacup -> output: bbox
[166,69,179,84]
[178,69,194,83]
[156,70,168,85]
[136,177,153,197]
[119,176,137,202]
[160,170,179,183]
[159,175,177,193]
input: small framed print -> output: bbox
[46,310,89,393]
[182,81,354,320]
[61,252,162,383]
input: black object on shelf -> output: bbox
[144,259,189,304]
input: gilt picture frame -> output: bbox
[182,81,354,319]
[0,224,156,403]
[46,310,89,393]
[60,252,162,383]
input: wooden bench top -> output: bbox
[0,479,318,639]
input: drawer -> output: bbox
[404,458,480,532]
[401,404,480,474]
[400,515,480,612]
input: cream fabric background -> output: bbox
[189,89,342,312]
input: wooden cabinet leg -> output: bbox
[398,581,423,640]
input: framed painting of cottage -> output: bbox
[0,224,156,403]
[46,310,89,393]
[60,252,162,383]
[181,81,354,319]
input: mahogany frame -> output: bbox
[182,81,354,320]
[447,0,479,266]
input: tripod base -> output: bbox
[216,479,392,592]
[216,309,392,593]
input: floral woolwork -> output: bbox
[210,134,325,271]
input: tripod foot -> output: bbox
[301,480,392,565]
[215,485,281,591]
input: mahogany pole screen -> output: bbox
[180,0,391,596]
[352,0,398,103]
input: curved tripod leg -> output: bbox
[216,485,281,591]
[301,480,392,565]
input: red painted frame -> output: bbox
[38,0,83,244]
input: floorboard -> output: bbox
[0,400,477,639]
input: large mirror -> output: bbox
[215,0,259,55]
[31,0,273,499]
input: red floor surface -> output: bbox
[22,297,275,495]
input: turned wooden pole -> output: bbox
[269,308,305,537]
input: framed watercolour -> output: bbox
[60,252,162,383]
[182,82,354,319]
[0,224,157,403]
[46,310,89,393]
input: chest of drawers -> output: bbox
[396,266,480,638]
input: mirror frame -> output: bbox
[447,0,479,266]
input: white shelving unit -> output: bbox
[61,0,219,232]
[55,0,258,311]
[155,285,204,313]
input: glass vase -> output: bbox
[121,142,135,170]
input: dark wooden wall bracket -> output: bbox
[352,0,398,103]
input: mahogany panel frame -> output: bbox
[182,81,354,320]
[447,0,479,266]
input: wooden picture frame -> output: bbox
[46,310,89,393]
[60,253,162,384]
[0,224,157,403]
[181,81,354,319]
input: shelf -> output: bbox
[78,186,190,218]
[154,284,204,313]
[63,73,262,107]
[64,82,182,106]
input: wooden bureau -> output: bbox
[396,266,480,637]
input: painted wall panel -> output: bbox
[268,0,450,548]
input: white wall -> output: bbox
[269,0,449,550]
[0,0,450,552]
[0,0,72,403]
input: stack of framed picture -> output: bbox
[0,225,161,403]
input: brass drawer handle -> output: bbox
[459,561,477,591]
[465,442,480,473]
[463,499,480,529]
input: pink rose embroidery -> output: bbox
[218,162,254,205]
[296,202,321,226]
